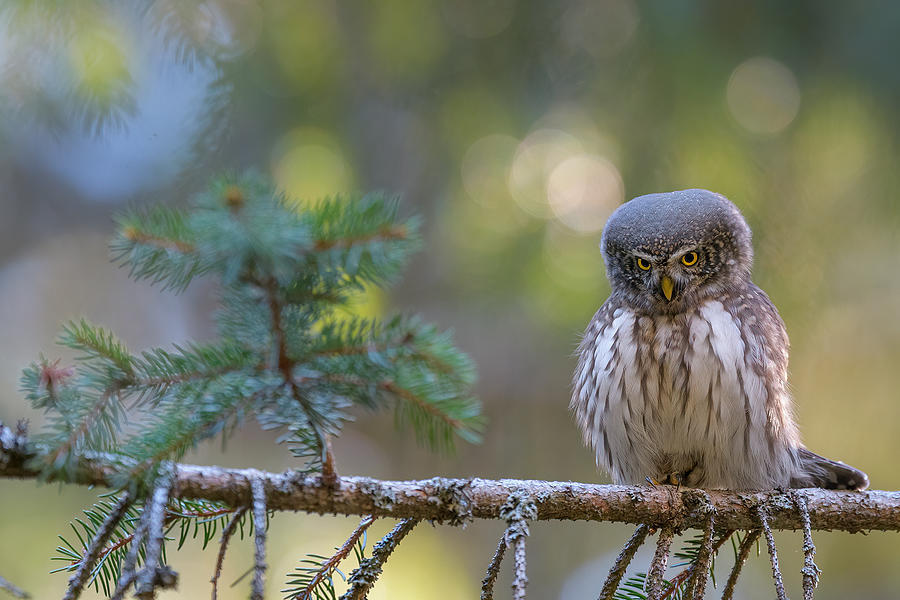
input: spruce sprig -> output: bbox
[51,494,252,597]
[22,169,483,481]
[25,170,483,597]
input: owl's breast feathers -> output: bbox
[571,286,803,489]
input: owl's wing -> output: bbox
[735,285,869,490]
[733,284,790,379]
[571,297,621,408]
[569,297,624,471]
[723,284,801,453]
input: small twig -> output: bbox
[791,491,820,600]
[721,530,761,600]
[110,492,155,599]
[288,514,376,599]
[340,518,419,600]
[480,534,508,600]
[499,490,538,600]
[658,531,735,600]
[511,534,528,600]
[250,477,268,600]
[597,524,650,600]
[211,506,248,600]
[684,497,717,600]
[134,468,177,599]
[321,435,338,488]
[754,504,788,600]
[645,525,676,600]
[0,574,30,599]
[62,492,134,600]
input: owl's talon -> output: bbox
[645,477,659,487]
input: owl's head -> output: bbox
[600,189,753,314]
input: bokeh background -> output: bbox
[1,1,898,598]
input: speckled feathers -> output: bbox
[572,189,868,491]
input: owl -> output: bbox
[571,189,868,490]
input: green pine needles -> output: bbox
[19,172,484,595]
[22,171,483,488]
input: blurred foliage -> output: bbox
[1,0,900,598]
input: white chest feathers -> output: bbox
[572,299,797,489]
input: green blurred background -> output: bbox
[1,1,898,598]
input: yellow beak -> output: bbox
[661,276,674,301]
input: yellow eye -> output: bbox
[681,251,698,266]
[636,257,651,271]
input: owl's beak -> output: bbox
[660,275,674,301]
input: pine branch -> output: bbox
[721,530,760,600]
[133,467,177,599]
[283,515,375,600]
[23,171,483,493]
[339,518,419,600]
[790,491,820,600]
[0,575,29,599]
[645,526,675,600]
[754,504,787,600]
[480,534,508,600]
[61,492,134,600]
[500,491,537,600]
[598,524,650,600]
[2,425,897,531]
[250,477,268,600]
[109,491,154,600]
[211,506,247,600]
[682,493,716,600]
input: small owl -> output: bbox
[571,189,868,490]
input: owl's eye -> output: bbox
[636,257,651,271]
[681,251,699,267]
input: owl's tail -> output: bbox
[792,447,869,491]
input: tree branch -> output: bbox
[62,492,134,600]
[0,575,29,599]
[645,525,675,600]
[721,530,761,600]
[340,518,418,600]
[250,477,268,600]
[597,524,650,600]
[1,423,897,532]
[480,535,508,600]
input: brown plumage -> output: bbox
[571,189,868,490]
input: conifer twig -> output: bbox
[0,575,29,599]
[683,495,717,600]
[754,505,787,600]
[658,530,732,600]
[340,518,419,600]
[110,494,155,600]
[645,525,676,600]
[790,491,819,600]
[134,467,177,599]
[288,515,376,600]
[480,534,508,600]
[250,477,268,600]
[62,492,134,600]
[597,524,650,600]
[211,506,247,600]
[721,530,761,600]
[511,534,528,600]
[499,490,538,600]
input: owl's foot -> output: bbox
[662,473,682,486]
[645,473,684,489]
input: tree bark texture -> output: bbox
[1,422,897,533]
